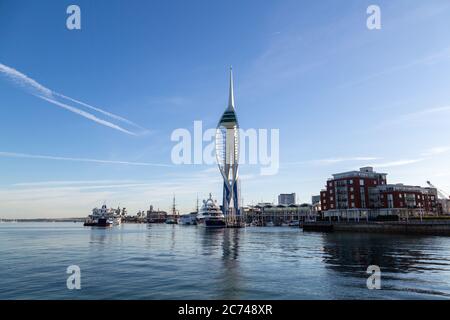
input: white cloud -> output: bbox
[379,105,450,128]
[0,170,222,218]
[403,106,450,119]
[369,158,425,168]
[421,146,450,157]
[0,151,173,167]
[338,47,450,89]
[284,156,379,166]
[13,180,138,187]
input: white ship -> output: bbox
[179,213,197,225]
[84,204,122,227]
[179,198,199,225]
[196,194,226,228]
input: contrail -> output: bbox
[54,92,149,133]
[0,151,173,167]
[0,63,52,97]
[0,62,147,134]
[38,95,136,136]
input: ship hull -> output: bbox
[198,218,226,228]
[83,218,112,227]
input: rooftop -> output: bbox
[330,167,387,180]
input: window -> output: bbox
[360,179,364,186]
[330,204,334,208]
[361,200,366,208]
[330,189,333,194]
[350,187,354,192]
[330,197,334,201]
[387,194,394,208]
[349,179,353,185]
[329,182,333,187]
[351,202,355,208]
[351,195,354,200]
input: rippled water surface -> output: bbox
[1,222,450,299]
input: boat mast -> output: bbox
[196,194,199,213]
[172,195,177,217]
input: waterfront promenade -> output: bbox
[303,220,450,235]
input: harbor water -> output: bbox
[0,222,450,299]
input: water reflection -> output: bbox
[220,228,242,299]
[197,227,243,299]
[222,228,240,261]
[4,223,450,299]
[321,233,447,275]
[200,228,225,256]
[88,228,108,246]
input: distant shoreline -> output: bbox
[0,218,85,222]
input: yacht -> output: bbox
[179,212,198,225]
[165,217,178,224]
[84,204,121,227]
[179,198,199,225]
[196,194,226,228]
[288,220,300,227]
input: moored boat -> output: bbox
[179,213,197,225]
[84,204,121,227]
[288,220,300,227]
[165,195,179,224]
[165,217,178,224]
[196,194,226,228]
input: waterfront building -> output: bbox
[376,184,437,212]
[311,196,322,213]
[320,166,387,212]
[215,68,241,219]
[278,193,296,205]
[311,195,321,205]
[244,203,316,225]
[146,205,168,223]
[320,167,438,220]
[440,198,450,215]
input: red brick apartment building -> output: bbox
[320,167,438,220]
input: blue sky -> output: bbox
[1,0,450,218]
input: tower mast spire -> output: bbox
[228,66,235,110]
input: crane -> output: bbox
[427,181,450,199]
